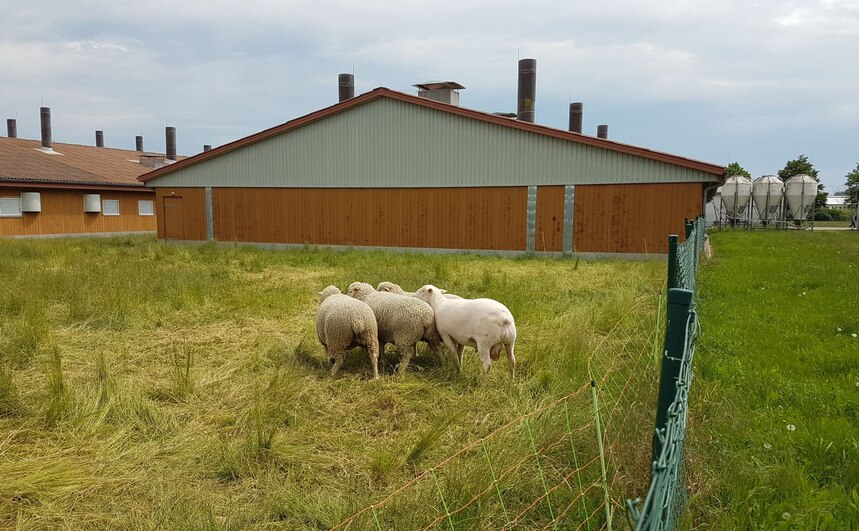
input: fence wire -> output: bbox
[331,295,661,531]
[330,218,704,531]
[627,217,705,531]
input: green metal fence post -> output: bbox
[667,235,679,290]
[684,218,693,240]
[651,288,693,463]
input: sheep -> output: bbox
[414,284,517,378]
[376,281,462,299]
[316,285,380,379]
[346,282,444,374]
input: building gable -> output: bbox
[142,92,722,188]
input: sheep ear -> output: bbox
[318,291,324,295]
[427,287,433,293]
[440,289,448,294]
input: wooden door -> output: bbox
[163,197,184,240]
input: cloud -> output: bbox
[1,0,857,187]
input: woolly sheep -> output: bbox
[347,282,444,374]
[316,285,380,379]
[414,284,517,378]
[376,281,462,299]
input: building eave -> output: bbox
[140,87,724,183]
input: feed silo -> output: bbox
[720,175,753,221]
[784,174,817,221]
[752,175,784,224]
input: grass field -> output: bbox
[812,221,855,228]
[0,236,665,529]
[689,230,859,529]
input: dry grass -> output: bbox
[0,236,664,529]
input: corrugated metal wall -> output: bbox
[0,189,156,237]
[572,183,703,254]
[147,98,718,189]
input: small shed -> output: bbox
[140,88,724,256]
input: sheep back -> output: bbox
[316,293,379,353]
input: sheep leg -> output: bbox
[427,338,445,364]
[329,348,346,376]
[440,334,462,371]
[367,338,380,380]
[504,342,516,379]
[397,344,415,375]
[455,343,465,370]
[476,341,493,377]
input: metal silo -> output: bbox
[784,174,817,221]
[720,175,752,222]
[752,175,784,224]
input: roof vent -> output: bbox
[139,153,173,168]
[414,81,465,106]
[338,73,355,102]
[40,107,52,150]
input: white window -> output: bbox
[138,200,154,216]
[0,197,22,218]
[102,199,120,216]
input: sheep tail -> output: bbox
[351,315,367,335]
[500,318,516,343]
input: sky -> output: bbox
[1,1,857,192]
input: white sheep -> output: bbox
[347,282,444,374]
[414,284,517,378]
[377,281,462,299]
[316,285,380,379]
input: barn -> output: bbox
[1,108,180,238]
[140,84,724,256]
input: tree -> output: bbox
[778,154,827,212]
[845,163,859,210]
[724,162,751,178]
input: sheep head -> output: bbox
[318,285,342,303]
[346,282,375,300]
[414,284,444,306]
[376,281,406,294]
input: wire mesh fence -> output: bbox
[626,216,705,530]
[331,297,662,530]
[329,218,705,531]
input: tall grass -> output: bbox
[0,235,664,528]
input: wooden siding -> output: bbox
[535,185,565,252]
[0,188,156,237]
[211,187,527,250]
[154,188,207,241]
[573,183,703,254]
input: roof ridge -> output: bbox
[138,88,723,183]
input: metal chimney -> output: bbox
[517,58,537,123]
[6,119,16,138]
[569,102,583,134]
[40,107,52,149]
[165,126,176,161]
[95,130,104,147]
[597,125,608,139]
[338,73,354,102]
[203,144,211,152]
[135,135,144,151]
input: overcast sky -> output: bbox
[2,1,857,191]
